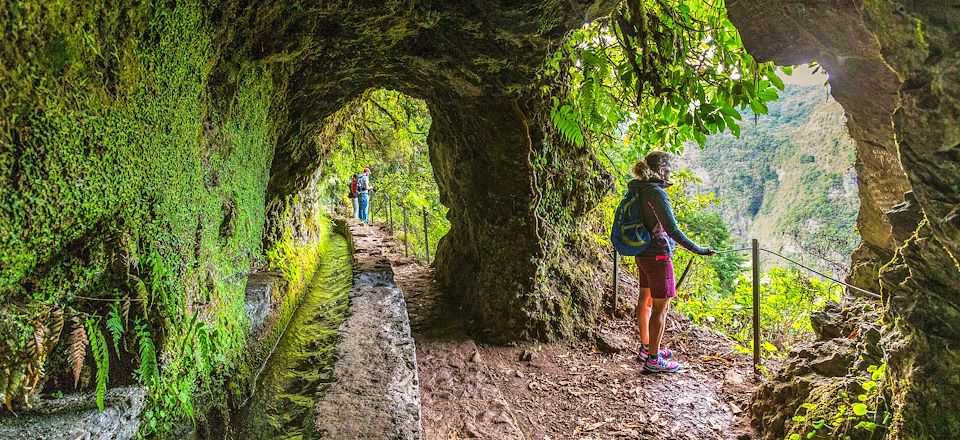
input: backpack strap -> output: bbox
[639,186,666,233]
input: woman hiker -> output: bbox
[630,151,715,373]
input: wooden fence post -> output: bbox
[423,207,429,264]
[403,204,409,257]
[612,249,619,311]
[752,238,761,376]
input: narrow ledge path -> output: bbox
[366,223,756,440]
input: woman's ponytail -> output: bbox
[631,160,654,179]
[631,151,673,180]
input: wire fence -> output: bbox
[367,192,446,264]
[612,239,882,375]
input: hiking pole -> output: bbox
[674,256,695,290]
[714,247,751,254]
[675,246,750,289]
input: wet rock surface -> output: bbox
[244,273,284,339]
[0,387,145,440]
[313,221,422,439]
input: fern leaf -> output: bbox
[130,274,149,308]
[135,321,158,386]
[85,319,109,412]
[67,315,88,389]
[106,303,124,358]
[23,323,40,359]
[30,321,47,359]
[120,295,131,326]
[550,103,585,147]
[46,307,64,352]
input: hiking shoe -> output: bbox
[644,354,680,373]
[637,346,674,362]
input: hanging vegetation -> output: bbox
[545,0,783,157]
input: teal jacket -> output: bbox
[628,178,708,257]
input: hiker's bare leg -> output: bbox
[636,287,653,345]
[656,300,670,347]
[648,298,670,356]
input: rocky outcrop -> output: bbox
[0,387,145,440]
[750,301,884,438]
[729,1,960,437]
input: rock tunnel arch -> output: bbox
[276,80,613,343]
[251,0,617,343]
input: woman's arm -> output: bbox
[648,188,713,255]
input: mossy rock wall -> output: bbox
[729,1,960,438]
[430,94,609,342]
[0,0,287,431]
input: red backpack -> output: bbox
[349,178,359,197]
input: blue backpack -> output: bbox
[611,187,652,256]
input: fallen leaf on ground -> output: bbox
[583,421,605,431]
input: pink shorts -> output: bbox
[635,255,676,299]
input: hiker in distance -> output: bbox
[349,173,361,220]
[612,151,715,373]
[357,167,373,225]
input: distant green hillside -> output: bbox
[682,84,860,277]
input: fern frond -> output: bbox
[23,322,43,359]
[194,322,214,377]
[67,315,88,389]
[46,307,64,352]
[106,303,124,358]
[85,319,109,412]
[135,321,158,386]
[130,274,149,308]
[550,103,585,147]
[120,295,131,326]
[33,321,48,360]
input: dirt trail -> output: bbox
[369,224,756,440]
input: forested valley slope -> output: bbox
[682,84,860,278]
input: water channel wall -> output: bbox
[239,217,422,438]
[313,220,423,439]
[0,387,146,440]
